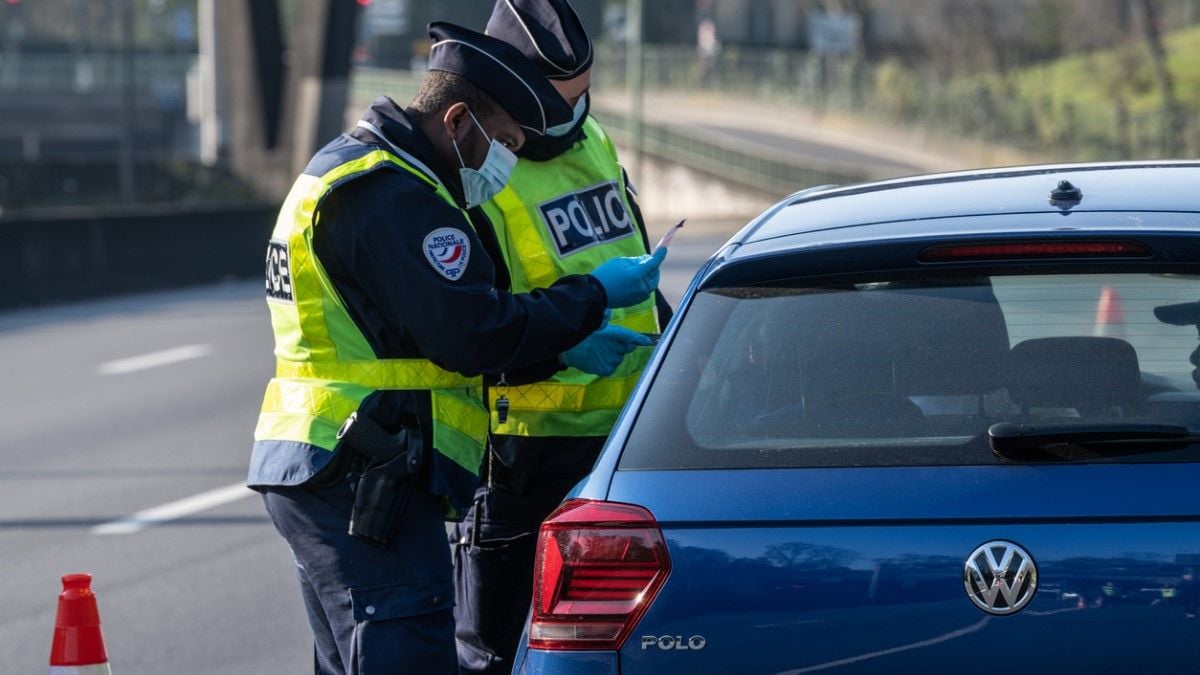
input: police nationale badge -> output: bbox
[423,227,471,281]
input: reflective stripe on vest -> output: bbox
[275,359,480,389]
[255,140,487,475]
[481,117,657,438]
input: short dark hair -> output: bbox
[408,70,500,123]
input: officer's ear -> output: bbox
[442,102,472,144]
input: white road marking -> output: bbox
[97,344,213,375]
[92,483,255,535]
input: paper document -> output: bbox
[654,219,686,252]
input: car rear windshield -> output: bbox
[620,271,1200,469]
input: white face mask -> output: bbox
[545,92,589,138]
[452,110,517,208]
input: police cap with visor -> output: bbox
[427,21,572,136]
[484,0,593,158]
[485,0,593,80]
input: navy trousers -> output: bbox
[262,471,458,675]
[451,467,590,674]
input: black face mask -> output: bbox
[517,93,591,162]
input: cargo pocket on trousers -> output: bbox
[349,578,454,622]
[453,527,537,653]
[348,578,458,673]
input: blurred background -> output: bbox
[2,4,1200,672]
[2,0,1199,307]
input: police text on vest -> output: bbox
[538,181,633,257]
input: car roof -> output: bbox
[735,160,1200,249]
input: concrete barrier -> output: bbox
[615,144,782,225]
[0,203,275,309]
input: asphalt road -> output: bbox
[0,233,730,674]
[0,283,309,673]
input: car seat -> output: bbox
[1005,336,1145,419]
[757,280,1011,437]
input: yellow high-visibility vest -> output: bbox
[481,117,657,438]
[255,140,487,480]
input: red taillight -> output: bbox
[920,240,1150,262]
[529,499,670,651]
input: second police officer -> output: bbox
[452,2,672,672]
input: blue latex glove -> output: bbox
[589,247,667,308]
[562,325,653,376]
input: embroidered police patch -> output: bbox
[265,239,294,302]
[538,181,634,257]
[423,227,471,281]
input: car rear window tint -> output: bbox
[620,272,1200,469]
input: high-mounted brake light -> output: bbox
[529,499,671,651]
[920,240,1150,262]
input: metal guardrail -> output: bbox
[350,67,861,195]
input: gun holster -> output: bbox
[336,412,424,547]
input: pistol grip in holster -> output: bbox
[337,412,424,547]
[348,454,414,547]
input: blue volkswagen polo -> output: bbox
[515,161,1200,675]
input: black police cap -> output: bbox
[485,0,593,81]
[427,21,572,136]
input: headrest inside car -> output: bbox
[1005,336,1142,414]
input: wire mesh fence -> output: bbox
[590,43,1200,163]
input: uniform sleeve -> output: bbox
[320,171,606,377]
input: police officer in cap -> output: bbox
[451,2,671,672]
[249,21,663,674]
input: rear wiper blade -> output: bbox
[988,422,1200,458]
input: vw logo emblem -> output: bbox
[963,541,1038,615]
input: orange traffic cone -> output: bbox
[49,574,111,674]
[1094,286,1124,337]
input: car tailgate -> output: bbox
[607,465,1200,675]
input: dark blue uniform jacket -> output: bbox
[248,98,607,514]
